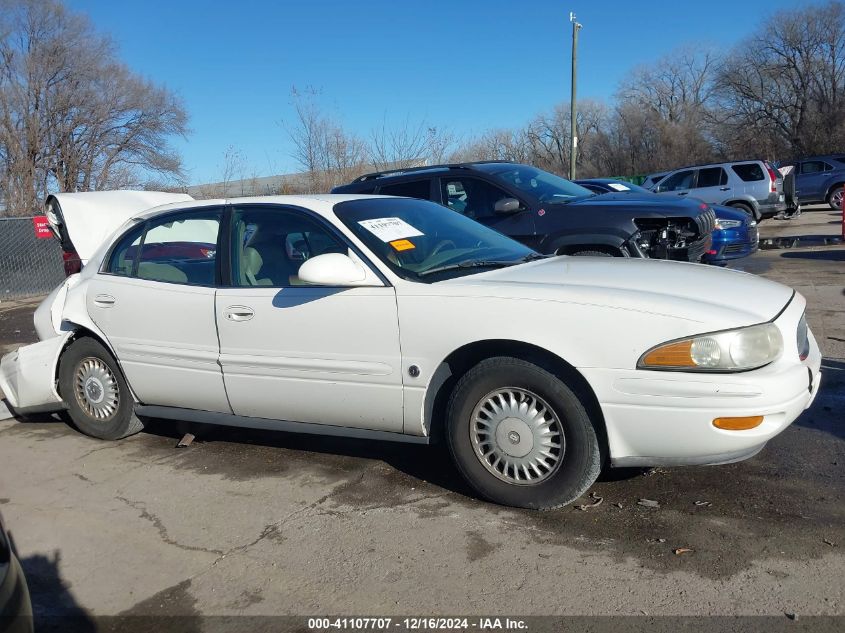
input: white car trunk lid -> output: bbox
[46,190,193,262]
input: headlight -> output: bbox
[639,323,783,371]
[715,219,743,229]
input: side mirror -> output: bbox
[298,253,367,286]
[494,197,521,214]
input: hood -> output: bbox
[443,256,792,326]
[46,190,194,262]
[556,192,708,219]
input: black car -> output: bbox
[0,512,32,633]
[333,162,715,261]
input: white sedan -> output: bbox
[0,191,822,509]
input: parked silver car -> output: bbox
[650,160,786,221]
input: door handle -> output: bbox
[93,294,115,308]
[719,187,731,191]
[677,192,689,196]
[224,305,254,322]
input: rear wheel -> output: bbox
[59,338,143,440]
[827,186,843,210]
[446,357,601,509]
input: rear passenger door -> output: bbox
[437,176,535,243]
[692,166,729,204]
[86,207,231,413]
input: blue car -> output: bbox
[705,204,759,265]
[574,179,758,265]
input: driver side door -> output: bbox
[215,204,405,431]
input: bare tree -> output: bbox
[0,0,188,215]
[368,115,428,170]
[715,1,845,158]
[286,87,367,192]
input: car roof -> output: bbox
[347,161,523,184]
[665,159,766,172]
[133,193,387,223]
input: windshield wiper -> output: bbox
[418,253,549,278]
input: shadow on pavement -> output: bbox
[794,358,845,441]
[8,529,95,633]
[779,249,845,261]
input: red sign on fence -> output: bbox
[32,215,52,239]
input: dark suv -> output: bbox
[333,162,715,261]
[778,154,845,209]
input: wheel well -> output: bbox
[725,200,753,210]
[425,339,609,464]
[55,327,134,399]
[826,182,845,199]
[556,244,621,256]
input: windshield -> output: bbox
[485,165,594,203]
[334,198,538,282]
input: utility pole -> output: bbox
[569,12,582,180]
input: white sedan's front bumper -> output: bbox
[582,296,822,467]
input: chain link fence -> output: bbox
[0,217,65,300]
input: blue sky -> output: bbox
[68,0,804,185]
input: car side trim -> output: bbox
[134,405,431,445]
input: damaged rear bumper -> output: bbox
[0,333,71,415]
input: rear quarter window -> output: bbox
[377,179,432,200]
[731,163,765,182]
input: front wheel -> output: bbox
[446,357,601,509]
[828,186,843,210]
[59,337,144,440]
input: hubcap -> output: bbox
[74,357,119,420]
[832,189,843,208]
[469,387,564,485]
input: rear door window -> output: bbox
[133,211,221,286]
[800,160,833,174]
[731,163,765,181]
[696,167,728,188]
[377,179,432,200]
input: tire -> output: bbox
[827,186,843,210]
[728,202,758,222]
[569,249,614,257]
[446,357,601,510]
[58,337,143,440]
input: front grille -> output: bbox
[695,208,717,236]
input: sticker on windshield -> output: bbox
[389,239,416,251]
[607,183,631,191]
[358,217,423,242]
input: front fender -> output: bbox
[544,231,630,255]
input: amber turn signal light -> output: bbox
[712,416,764,430]
[641,340,696,367]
